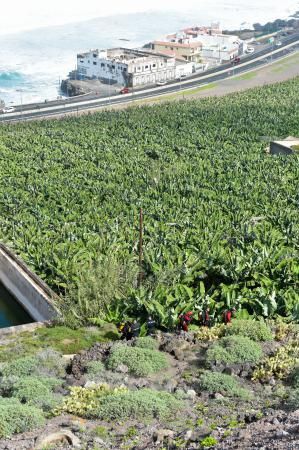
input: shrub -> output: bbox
[206,336,262,365]
[56,384,128,417]
[194,325,225,342]
[134,337,158,350]
[86,361,106,378]
[252,340,299,382]
[0,397,45,438]
[11,376,62,412]
[106,344,168,377]
[200,436,218,447]
[92,388,182,420]
[225,320,273,341]
[287,388,299,409]
[199,371,251,399]
[290,365,299,388]
[0,356,37,378]
[35,349,67,378]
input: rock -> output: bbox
[153,429,174,444]
[133,378,148,389]
[191,427,210,440]
[272,417,280,426]
[35,430,81,449]
[214,392,224,400]
[94,437,107,446]
[84,380,97,388]
[223,367,234,376]
[164,379,178,393]
[275,430,289,437]
[115,364,129,373]
[173,348,185,361]
[186,389,197,400]
[184,430,193,441]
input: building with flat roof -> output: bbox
[77,47,177,87]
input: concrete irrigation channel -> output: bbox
[0,243,58,335]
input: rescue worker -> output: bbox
[223,308,236,325]
[178,311,193,332]
[200,307,211,327]
[119,321,132,340]
[146,315,156,336]
[131,319,141,338]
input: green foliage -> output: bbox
[199,371,252,399]
[86,361,106,377]
[287,388,299,409]
[92,388,182,420]
[0,356,37,378]
[225,320,273,341]
[133,336,159,350]
[290,365,299,388]
[0,78,298,323]
[194,324,225,342]
[200,436,218,447]
[206,336,263,364]
[252,340,299,381]
[56,384,128,417]
[0,397,45,438]
[11,376,62,412]
[106,344,168,376]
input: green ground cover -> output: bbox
[0,78,298,325]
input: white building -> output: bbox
[77,48,177,87]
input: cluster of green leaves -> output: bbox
[252,339,299,381]
[0,79,298,324]
[225,320,273,341]
[106,343,168,376]
[133,336,159,350]
[91,388,182,421]
[206,335,263,365]
[199,371,252,399]
[0,397,45,438]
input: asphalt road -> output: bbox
[1,32,298,123]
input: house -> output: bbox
[77,48,176,88]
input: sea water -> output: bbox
[0,283,32,328]
[0,1,298,105]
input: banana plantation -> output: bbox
[0,78,298,326]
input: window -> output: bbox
[123,68,127,72]
[93,62,97,65]
[112,65,115,69]
[152,63,156,68]
[101,63,105,68]
[88,60,90,64]
[145,65,148,69]
[170,47,174,50]
[93,53,97,58]
[80,60,84,63]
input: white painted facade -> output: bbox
[77,48,176,87]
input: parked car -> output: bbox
[275,41,282,46]
[231,57,241,64]
[156,81,167,86]
[176,74,187,80]
[246,47,255,54]
[119,87,130,94]
[1,106,15,113]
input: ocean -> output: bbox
[0,1,298,105]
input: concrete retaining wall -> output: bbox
[0,244,58,323]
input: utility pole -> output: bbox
[138,208,143,288]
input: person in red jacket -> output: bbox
[223,308,236,325]
[178,311,193,332]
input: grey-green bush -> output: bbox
[134,337,158,350]
[0,356,37,378]
[91,388,182,420]
[206,336,263,365]
[107,344,168,376]
[11,377,62,412]
[0,398,45,438]
[225,320,273,341]
[199,371,252,399]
